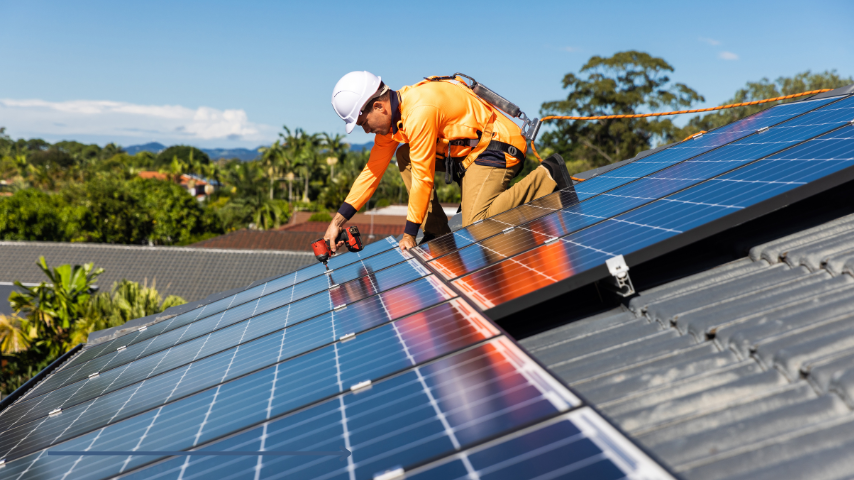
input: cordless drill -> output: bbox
[312,226,364,270]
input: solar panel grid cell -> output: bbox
[454,115,854,312]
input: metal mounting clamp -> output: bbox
[603,255,635,297]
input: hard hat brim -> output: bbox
[345,120,357,134]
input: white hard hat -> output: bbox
[331,71,382,134]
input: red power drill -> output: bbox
[312,226,364,270]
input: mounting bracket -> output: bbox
[602,255,636,297]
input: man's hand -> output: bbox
[324,213,348,254]
[399,233,417,251]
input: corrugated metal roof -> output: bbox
[520,212,854,480]
[0,241,314,303]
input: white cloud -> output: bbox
[0,98,276,144]
[562,46,581,52]
[718,51,739,60]
[698,37,721,46]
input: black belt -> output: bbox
[444,135,526,185]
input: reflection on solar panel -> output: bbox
[447,96,854,316]
[0,219,671,479]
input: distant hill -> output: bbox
[123,140,373,161]
[201,147,262,161]
[348,141,374,151]
[125,142,166,156]
[124,143,261,161]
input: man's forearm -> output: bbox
[331,212,347,228]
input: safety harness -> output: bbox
[422,75,528,185]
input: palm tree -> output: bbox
[0,315,30,355]
[9,257,103,356]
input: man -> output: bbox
[324,71,572,252]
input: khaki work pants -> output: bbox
[396,144,557,233]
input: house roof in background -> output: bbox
[0,241,314,302]
[190,229,396,252]
[520,213,854,480]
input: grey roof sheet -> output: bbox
[0,241,314,304]
[520,212,854,480]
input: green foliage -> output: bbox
[155,145,210,167]
[308,212,332,222]
[677,70,854,137]
[0,189,67,241]
[70,279,186,346]
[9,257,104,357]
[539,51,704,169]
[1,258,186,395]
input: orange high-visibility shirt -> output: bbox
[338,79,527,236]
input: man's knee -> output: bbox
[395,144,411,173]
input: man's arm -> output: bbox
[325,135,397,253]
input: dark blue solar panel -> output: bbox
[574,95,840,199]
[0,266,443,441]
[2,334,571,480]
[416,96,844,264]
[452,123,854,310]
[110,338,575,480]
[0,297,495,465]
[23,254,423,400]
[432,96,854,280]
[406,407,671,480]
[414,187,581,261]
[67,238,401,367]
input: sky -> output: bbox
[1,0,852,149]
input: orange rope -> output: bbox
[529,88,832,164]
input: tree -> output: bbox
[678,70,854,137]
[0,189,66,241]
[154,145,210,168]
[539,51,704,170]
[9,257,103,357]
[70,279,185,346]
[219,161,290,230]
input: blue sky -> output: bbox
[1,0,852,148]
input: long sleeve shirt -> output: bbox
[338,78,527,236]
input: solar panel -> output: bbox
[0,276,456,435]
[413,96,839,262]
[573,95,839,199]
[403,407,673,480]
[0,293,490,465]
[64,238,401,368]
[452,119,854,316]
[20,251,423,400]
[104,338,577,480]
[427,95,854,282]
